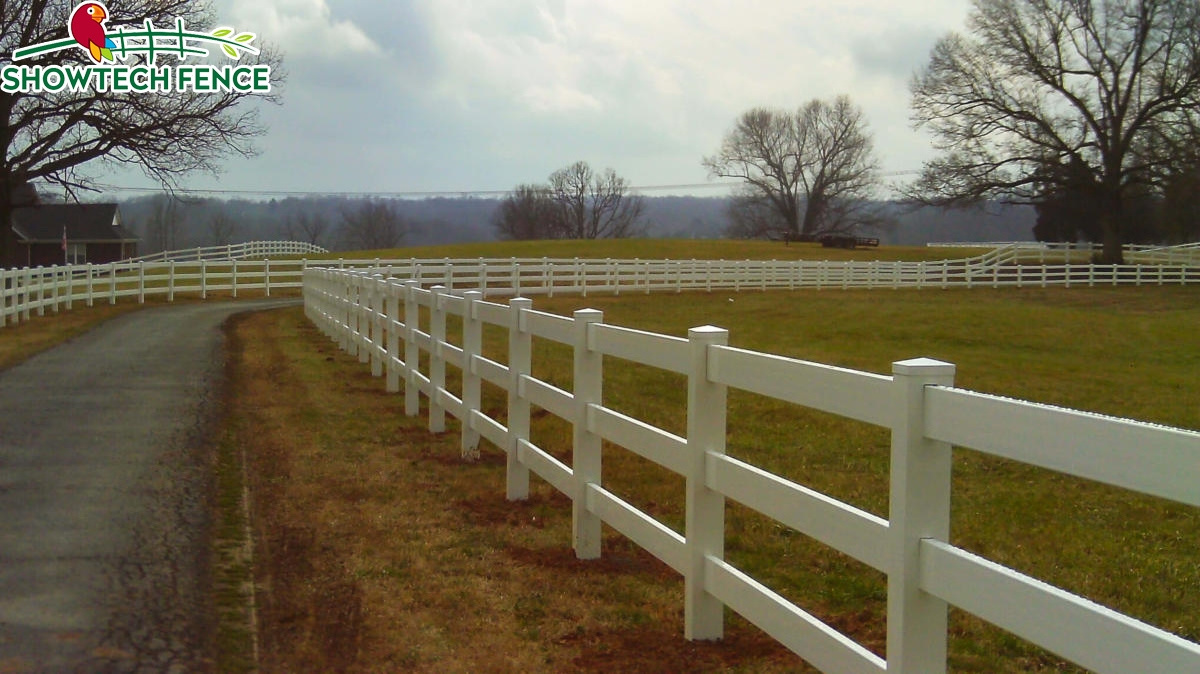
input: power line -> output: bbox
[93,180,748,199]
[92,170,923,199]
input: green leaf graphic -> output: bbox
[235,33,255,43]
[212,28,232,37]
[223,44,237,58]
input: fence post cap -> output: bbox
[688,325,728,339]
[892,358,955,376]
[574,308,602,320]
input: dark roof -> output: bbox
[11,203,138,243]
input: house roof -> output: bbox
[10,203,139,243]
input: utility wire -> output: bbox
[93,170,921,199]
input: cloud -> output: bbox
[219,0,382,58]
[117,1,981,195]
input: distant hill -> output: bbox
[110,193,1035,254]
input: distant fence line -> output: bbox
[302,266,1200,673]
[3,242,1198,329]
[123,240,327,263]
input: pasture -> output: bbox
[227,274,1199,672]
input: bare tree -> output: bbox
[143,194,183,253]
[0,0,284,262]
[494,162,645,240]
[704,97,883,240]
[284,212,329,246]
[909,0,1200,263]
[492,184,559,240]
[546,161,645,239]
[340,200,406,250]
[208,211,237,246]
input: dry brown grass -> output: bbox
[225,307,805,673]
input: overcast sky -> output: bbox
[107,0,973,198]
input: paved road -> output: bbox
[0,299,298,673]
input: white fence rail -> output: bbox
[5,243,1198,329]
[0,257,310,327]
[309,246,1199,296]
[123,239,327,263]
[303,266,1200,673]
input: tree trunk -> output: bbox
[1097,186,1125,264]
[0,174,11,268]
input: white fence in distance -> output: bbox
[123,239,327,263]
[0,257,310,327]
[303,266,1200,674]
[4,242,1198,329]
[311,245,1200,296]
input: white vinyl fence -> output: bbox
[311,244,1199,296]
[123,239,327,263]
[0,257,311,327]
[4,242,1197,329]
[303,267,1200,674]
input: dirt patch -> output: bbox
[457,491,570,529]
[560,624,802,673]
[504,541,677,582]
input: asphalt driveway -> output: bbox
[0,299,298,673]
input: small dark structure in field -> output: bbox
[818,234,880,249]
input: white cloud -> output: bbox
[220,0,381,58]
[137,1,979,194]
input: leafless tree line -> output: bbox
[493,161,646,240]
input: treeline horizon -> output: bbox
[103,193,1042,255]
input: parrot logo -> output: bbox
[68,2,117,63]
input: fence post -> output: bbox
[232,258,239,298]
[35,267,44,316]
[108,262,117,305]
[386,279,402,394]
[506,297,533,500]
[86,263,94,307]
[685,325,729,641]
[404,280,420,417]
[461,290,484,460]
[887,357,956,674]
[429,285,447,433]
[370,275,384,376]
[21,268,31,320]
[168,260,176,302]
[572,308,604,559]
[348,271,360,357]
[264,258,271,297]
[50,266,59,314]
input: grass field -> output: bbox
[223,279,1200,672]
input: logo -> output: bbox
[2,2,271,94]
